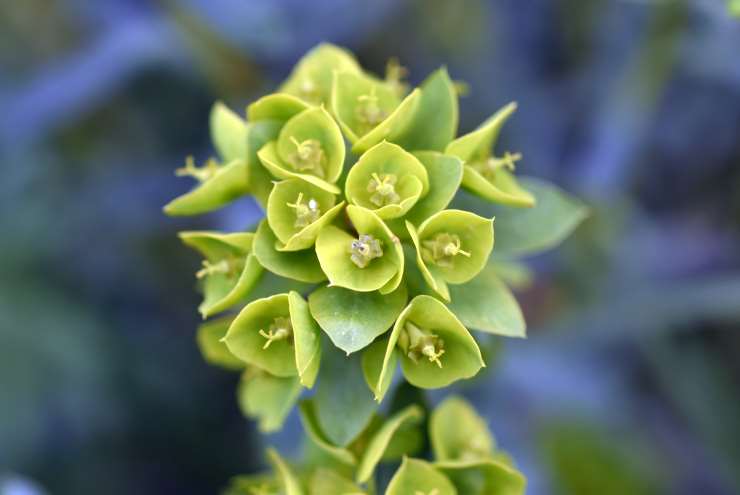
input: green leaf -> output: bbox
[288,291,322,388]
[447,264,526,338]
[298,400,357,466]
[345,141,429,220]
[430,396,495,461]
[310,468,365,495]
[452,178,588,258]
[393,67,459,152]
[224,294,297,377]
[163,159,249,216]
[383,295,484,389]
[253,219,327,283]
[210,101,248,162]
[313,344,378,446]
[266,448,304,495]
[246,120,283,208]
[351,89,422,154]
[315,206,404,293]
[237,370,301,433]
[266,178,342,251]
[435,459,526,495]
[385,458,457,495]
[247,93,310,123]
[178,231,262,318]
[308,283,408,354]
[196,315,244,370]
[356,405,424,483]
[279,43,362,104]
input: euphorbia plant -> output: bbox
[167,43,587,494]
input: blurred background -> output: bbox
[1,0,739,494]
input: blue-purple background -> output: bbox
[1,1,739,494]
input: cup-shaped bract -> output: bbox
[376,295,484,393]
[258,107,345,194]
[386,458,457,495]
[315,205,404,294]
[332,71,422,155]
[224,292,322,387]
[429,396,495,462]
[407,210,494,301]
[247,93,310,124]
[345,141,429,220]
[446,102,534,207]
[253,219,327,283]
[179,231,262,318]
[267,178,345,251]
[279,43,362,105]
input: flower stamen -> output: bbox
[286,192,321,229]
[288,137,326,178]
[175,156,220,182]
[472,151,522,181]
[367,173,400,207]
[258,316,293,350]
[355,86,387,133]
[195,256,242,279]
[399,321,446,368]
[422,233,471,268]
[349,234,383,268]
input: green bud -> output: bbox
[266,178,345,251]
[224,291,322,387]
[379,295,484,390]
[279,43,362,105]
[406,210,494,301]
[446,102,534,207]
[258,107,345,194]
[345,141,429,220]
[253,219,327,283]
[315,205,404,293]
[179,231,262,318]
[385,458,457,495]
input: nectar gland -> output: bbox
[367,173,400,207]
[288,137,326,178]
[422,233,471,268]
[399,321,446,368]
[286,192,321,229]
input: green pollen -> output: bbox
[422,233,471,268]
[286,192,321,229]
[355,86,387,132]
[399,321,446,369]
[175,156,220,182]
[259,316,293,350]
[288,137,326,178]
[367,172,400,207]
[471,151,522,182]
[349,234,383,268]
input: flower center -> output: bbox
[286,192,321,229]
[399,321,445,368]
[367,173,400,207]
[195,255,244,279]
[349,234,383,268]
[471,151,521,182]
[259,316,293,350]
[288,137,326,178]
[385,57,409,97]
[355,87,387,133]
[421,233,471,268]
[175,156,220,182]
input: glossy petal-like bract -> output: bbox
[164,159,249,216]
[279,43,362,105]
[258,107,344,193]
[238,370,301,433]
[247,93,310,123]
[298,400,357,466]
[430,396,495,462]
[345,141,429,220]
[380,295,484,390]
[266,178,343,251]
[196,315,244,371]
[386,458,457,495]
[407,209,494,301]
[436,459,526,495]
[211,101,248,162]
[253,220,327,283]
[446,102,534,207]
[288,291,322,388]
[179,231,262,318]
[362,337,397,403]
[351,88,421,154]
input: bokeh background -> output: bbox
[2,1,739,494]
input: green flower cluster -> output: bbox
[225,396,525,495]
[168,43,587,494]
